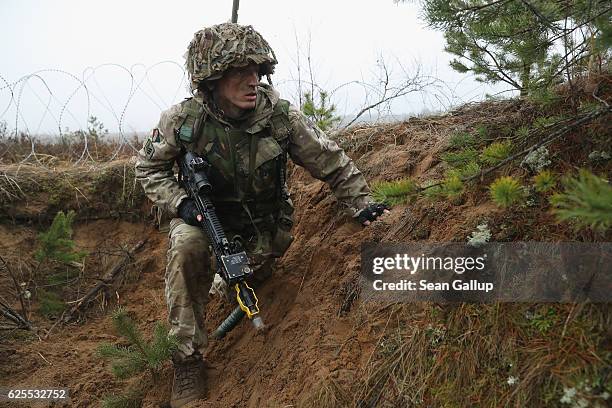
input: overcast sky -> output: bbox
[1,0,507,136]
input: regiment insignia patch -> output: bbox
[144,138,154,159]
[152,128,161,143]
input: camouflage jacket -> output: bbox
[135,84,372,224]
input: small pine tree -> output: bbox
[421,172,464,202]
[417,0,611,95]
[87,116,108,142]
[455,161,481,178]
[441,148,479,168]
[98,307,179,381]
[490,176,525,208]
[441,172,464,198]
[38,289,65,318]
[515,126,530,140]
[550,170,612,231]
[533,170,556,193]
[372,178,418,205]
[481,141,512,166]
[449,131,477,149]
[35,211,86,265]
[301,90,341,131]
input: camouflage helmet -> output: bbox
[185,23,277,91]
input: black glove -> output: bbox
[355,203,390,226]
[177,198,200,226]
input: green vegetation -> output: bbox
[301,90,341,131]
[551,169,612,231]
[421,171,465,202]
[490,176,525,208]
[34,210,86,265]
[533,170,556,193]
[449,131,477,149]
[102,389,143,408]
[455,161,481,178]
[417,0,611,95]
[441,147,478,168]
[61,115,108,145]
[441,172,464,198]
[526,307,558,334]
[98,308,178,407]
[37,289,65,318]
[515,125,530,139]
[480,141,512,166]
[98,307,178,380]
[371,178,418,205]
[346,303,610,407]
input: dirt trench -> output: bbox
[1,98,610,407]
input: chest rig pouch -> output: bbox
[175,97,294,258]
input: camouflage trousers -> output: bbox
[165,218,214,360]
[165,217,293,361]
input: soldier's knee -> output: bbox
[168,218,210,259]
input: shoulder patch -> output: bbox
[144,138,155,159]
[151,128,161,143]
[178,124,193,142]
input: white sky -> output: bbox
[0,0,507,136]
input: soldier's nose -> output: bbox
[246,71,259,86]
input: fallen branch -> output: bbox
[0,297,32,330]
[467,105,611,183]
[420,105,611,193]
[63,239,147,322]
[0,256,32,330]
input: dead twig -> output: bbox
[0,256,32,330]
[63,239,147,322]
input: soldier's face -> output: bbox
[215,63,260,117]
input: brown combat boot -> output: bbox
[170,352,206,408]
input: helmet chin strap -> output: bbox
[266,74,273,86]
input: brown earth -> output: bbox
[0,97,610,407]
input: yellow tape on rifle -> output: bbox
[235,283,260,319]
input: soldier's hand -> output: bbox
[355,203,391,226]
[177,198,201,226]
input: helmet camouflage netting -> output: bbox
[185,23,277,90]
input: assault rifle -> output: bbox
[177,151,264,334]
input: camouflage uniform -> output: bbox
[135,23,372,360]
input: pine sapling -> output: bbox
[449,131,477,149]
[37,289,65,318]
[550,169,612,231]
[97,307,178,381]
[372,178,418,205]
[515,126,530,139]
[441,148,479,168]
[490,176,526,208]
[533,170,556,193]
[441,172,464,199]
[481,141,512,166]
[35,210,86,265]
[455,161,481,178]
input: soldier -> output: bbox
[135,23,389,408]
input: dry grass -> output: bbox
[306,303,612,407]
[0,159,146,222]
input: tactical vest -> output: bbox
[174,97,294,240]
